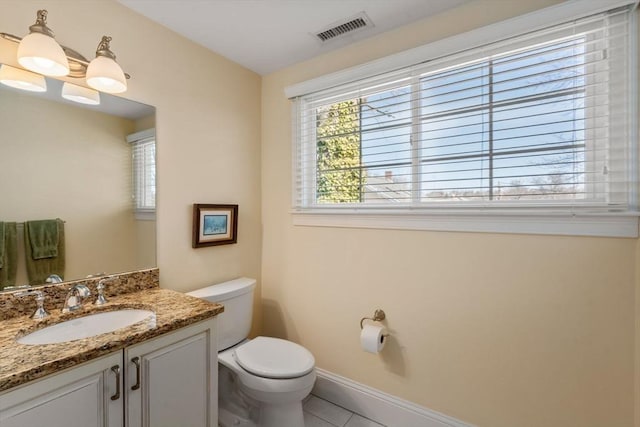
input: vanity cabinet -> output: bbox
[0,318,217,427]
[125,318,218,427]
[0,352,123,427]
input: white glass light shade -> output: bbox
[17,32,69,77]
[86,56,127,93]
[61,82,100,105]
[0,64,47,92]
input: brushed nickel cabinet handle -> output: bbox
[110,365,121,401]
[131,357,141,391]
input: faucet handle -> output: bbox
[95,278,112,306]
[15,290,50,320]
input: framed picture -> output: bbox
[192,204,238,248]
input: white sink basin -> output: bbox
[18,309,155,345]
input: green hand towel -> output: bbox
[0,222,18,290]
[24,218,65,286]
[27,219,59,259]
[0,222,5,269]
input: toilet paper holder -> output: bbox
[360,309,389,336]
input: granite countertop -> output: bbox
[0,288,224,392]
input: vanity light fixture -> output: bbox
[16,10,69,77]
[86,36,127,94]
[61,82,100,105]
[0,64,47,92]
[0,9,130,92]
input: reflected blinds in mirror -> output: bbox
[128,129,156,217]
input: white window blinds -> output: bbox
[292,6,636,216]
[127,129,156,217]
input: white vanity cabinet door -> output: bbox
[125,318,217,427]
[0,352,123,427]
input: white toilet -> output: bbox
[187,278,316,427]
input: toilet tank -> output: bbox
[187,277,256,351]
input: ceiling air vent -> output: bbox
[314,12,373,43]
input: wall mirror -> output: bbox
[0,67,156,291]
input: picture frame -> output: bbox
[192,204,238,248]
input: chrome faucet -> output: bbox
[62,284,91,313]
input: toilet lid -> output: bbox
[233,336,315,379]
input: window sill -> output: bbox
[291,210,639,238]
[135,210,156,221]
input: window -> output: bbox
[291,5,637,236]
[127,129,156,220]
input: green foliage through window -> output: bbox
[316,100,365,203]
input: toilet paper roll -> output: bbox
[360,324,387,354]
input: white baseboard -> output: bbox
[312,368,475,427]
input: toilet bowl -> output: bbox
[187,278,316,427]
[219,337,316,426]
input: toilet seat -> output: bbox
[232,336,315,379]
[219,340,317,403]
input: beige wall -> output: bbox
[261,1,637,426]
[0,1,263,329]
[0,88,143,284]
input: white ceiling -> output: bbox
[117,0,471,75]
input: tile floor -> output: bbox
[303,395,385,427]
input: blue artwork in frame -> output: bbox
[192,204,238,247]
[203,215,228,235]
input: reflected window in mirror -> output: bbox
[128,129,156,220]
